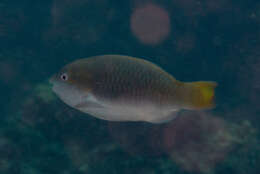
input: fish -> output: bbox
[50,55,217,123]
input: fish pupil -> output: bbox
[61,73,68,81]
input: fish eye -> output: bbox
[60,73,68,81]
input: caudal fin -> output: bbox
[187,81,217,110]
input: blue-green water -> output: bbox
[0,0,260,174]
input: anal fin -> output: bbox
[149,111,179,124]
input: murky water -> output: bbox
[0,0,259,174]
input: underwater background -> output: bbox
[0,0,260,173]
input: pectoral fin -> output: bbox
[74,101,105,109]
[74,94,105,109]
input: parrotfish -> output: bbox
[50,55,217,123]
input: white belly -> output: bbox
[75,94,179,123]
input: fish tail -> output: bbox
[184,81,217,110]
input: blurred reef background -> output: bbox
[0,0,260,174]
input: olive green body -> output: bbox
[61,55,182,107]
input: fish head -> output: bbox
[49,60,93,108]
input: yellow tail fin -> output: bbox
[189,81,217,109]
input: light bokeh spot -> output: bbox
[131,4,170,45]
